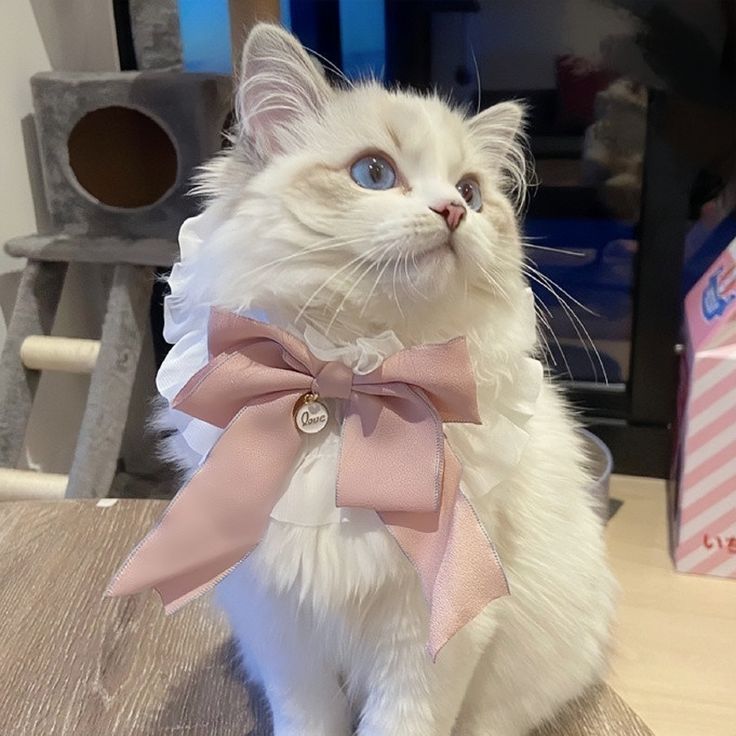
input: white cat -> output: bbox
[158,23,616,736]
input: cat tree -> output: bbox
[0,0,231,500]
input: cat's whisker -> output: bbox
[402,251,426,301]
[533,304,562,372]
[249,244,344,276]
[295,242,386,327]
[534,288,556,327]
[524,268,592,378]
[534,311,565,375]
[391,252,406,321]
[358,247,395,319]
[408,252,428,302]
[249,235,367,277]
[473,261,513,306]
[456,238,513,304]
[523,258,600,316]
[523,243,588,258]
[520,266,574,377]
[523,265,607,383]
[318,249,386,326]
[470,46,481,116]
[524,264,603,376]
[326,246,390,335]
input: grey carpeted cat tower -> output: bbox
[0,0,231,500]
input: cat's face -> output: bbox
[199,24,529,341]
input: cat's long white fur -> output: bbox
[161,24,616,736]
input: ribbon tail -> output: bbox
[381,442,509,660]
[106,392,302,612]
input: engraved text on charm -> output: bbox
[293,393,329,434]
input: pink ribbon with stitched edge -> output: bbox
[107,309,509,658]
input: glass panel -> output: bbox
[433,0,647,384]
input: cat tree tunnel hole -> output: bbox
[67,106,179,209]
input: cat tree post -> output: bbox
[0,261,67,468]
[129,0,183,71]
[66,264,152,499]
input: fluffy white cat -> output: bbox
[159,23,616,736]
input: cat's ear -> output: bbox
[237,23,332,156]
[468,102,527,197]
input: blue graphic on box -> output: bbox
[702,266,736,321]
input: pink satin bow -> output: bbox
[107,310,509,657]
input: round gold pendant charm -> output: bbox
[293,392,329,434]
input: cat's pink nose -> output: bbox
[429,200,466,231]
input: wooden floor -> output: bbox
[605,475,736,736]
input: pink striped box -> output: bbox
[673,237,736,579]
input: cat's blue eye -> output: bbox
[350,155,397,190]
[456,178,482,212]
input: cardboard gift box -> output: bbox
[673,237,736,579]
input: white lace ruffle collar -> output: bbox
[157,210,543,527]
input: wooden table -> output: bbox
[0,500,654,735]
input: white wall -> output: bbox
[28,0,119,72]
[0,1,51,334]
